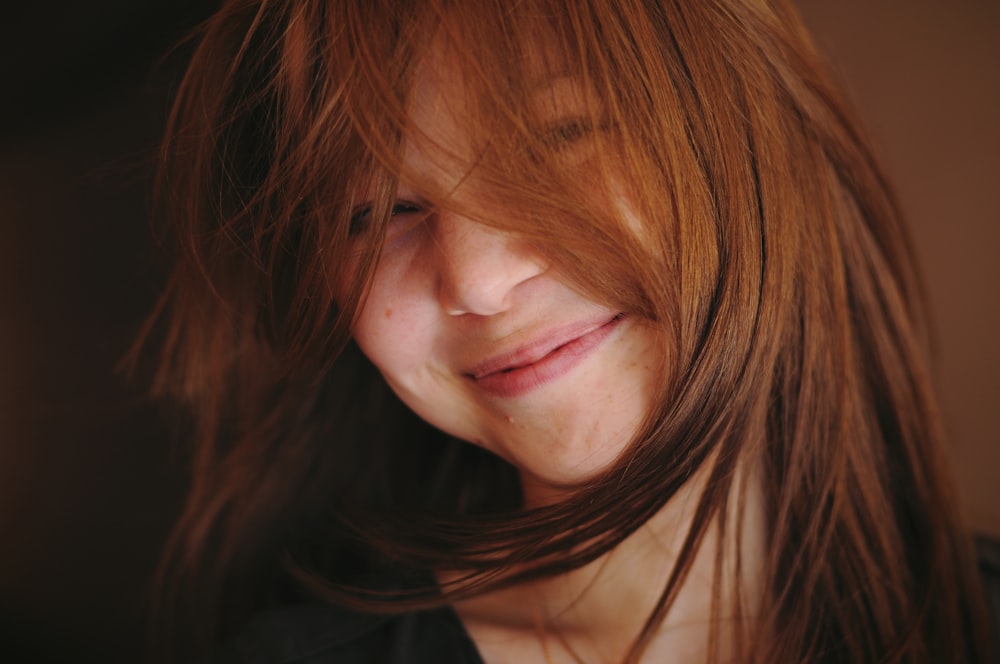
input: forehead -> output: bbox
[401,44,473,191]
[407,44,467,150]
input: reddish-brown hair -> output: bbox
[144,0,992,660]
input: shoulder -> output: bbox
[202,602,483,664]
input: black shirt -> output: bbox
[205,602,484,664]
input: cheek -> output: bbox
[350,252,434,381]
[353,288,404,372]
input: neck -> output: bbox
[450,460,765,662]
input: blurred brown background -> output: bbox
[0,1,997,662]
[797,0,1000,535]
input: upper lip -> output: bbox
[465,313,621,379]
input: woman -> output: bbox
[144,0,992,661]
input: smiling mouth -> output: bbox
[466,314,625,398]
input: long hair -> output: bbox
[144,0,992,660]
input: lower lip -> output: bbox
[472,315,624,398]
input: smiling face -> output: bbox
[348,43,663,505]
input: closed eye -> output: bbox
[349,200,422,236]
[535,117,617,169]
[542,117,595,146]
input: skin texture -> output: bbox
[350,44,663,504]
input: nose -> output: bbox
[433,210,547,316]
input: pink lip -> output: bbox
[467,314,625,398]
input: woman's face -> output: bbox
[349,47,662,502]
